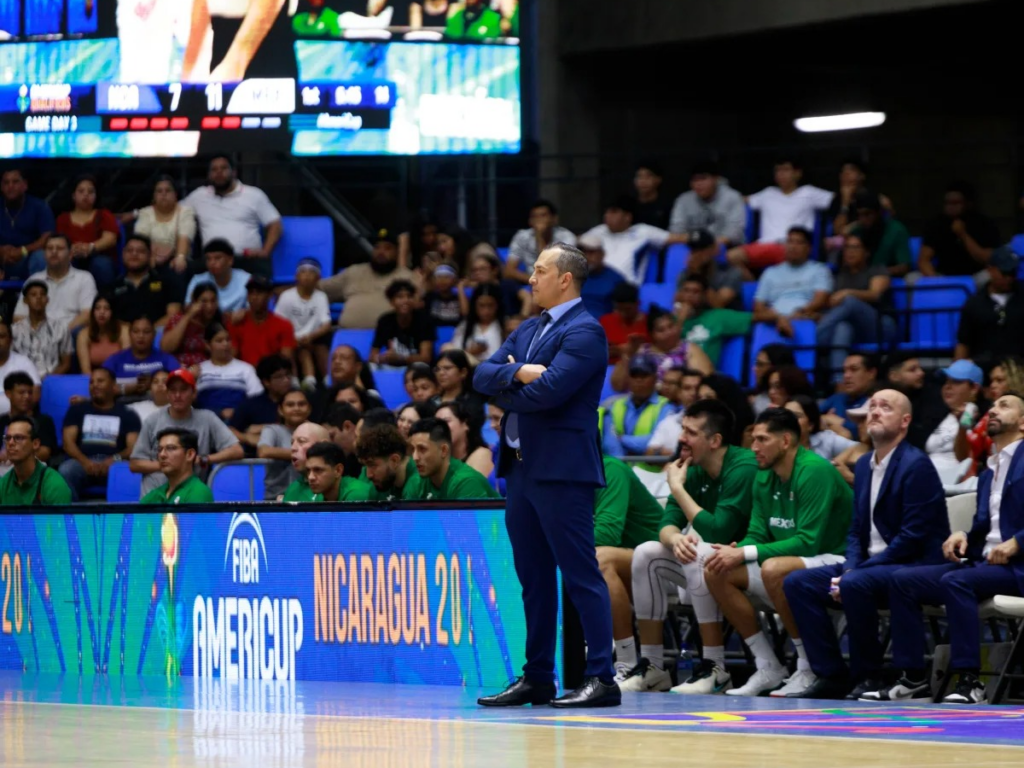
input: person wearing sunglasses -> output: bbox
[0,417,72,505]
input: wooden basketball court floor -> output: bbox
[1,672,1023,767]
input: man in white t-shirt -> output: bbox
[0,320,41,416]
[12,235,98,332]
[727,159,833,276]
[184,155,283,280]
[504,200,576,283]
[274,257,333,387]
[581,196,687,285]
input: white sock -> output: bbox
[614,637,638,669]
[792,638,811,671]
[703,645,726,669]
[744,633,780,670]
[641,644,664,671]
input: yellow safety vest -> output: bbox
[609,396,670,472]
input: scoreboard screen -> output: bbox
[0,1,522,158]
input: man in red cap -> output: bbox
[129,368,244,497]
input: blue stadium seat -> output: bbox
[1012,234,1024,255]
[106,462,142,503]
[600,365,616,402]
[909,236,923,269]
[330,328,374,360]
[663,244,690,285]
[907,276,974,350]
[717,335,746,382]
[210,463,266,502]
[435,324,456,354]
[639,282,674,313]
[748,321,817,387]
[496,247,509,263]
[373,369,408,410]
[273,216,334,285]
[40,375,90,446]
[745,205,757,243]
[741,282,757,311]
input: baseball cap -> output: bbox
[628,354,659,377]
[687,229,715,250]
[989,244,1019,275]
[21,279,48,297]
[246,274,274,292]
[434,263,457,278]
[577,233,603,251]
[296,257,322,276]
[374,228,398,245]
[938,360,983,386]
[167,369,197,389]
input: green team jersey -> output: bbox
[739,447,853,564]
[593,456,662,549]
[141,475,213,504]
[683,309,753,366]
[402,458,500,501]
[313,476,375,502]
[360,457,418,501]
[0,461,72,505]
[445,7,503,40]
[662,446,758,544]
[283,476,316,502]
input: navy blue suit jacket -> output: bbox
[967,443,1024,591]
[473,301,607,486]
[846,441,949,569]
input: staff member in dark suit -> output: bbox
[783,389,949,699]
[878,392,1024,705]
[474,243,620,708]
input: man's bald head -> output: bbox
[291,422,330,471]
[866,388,913,447]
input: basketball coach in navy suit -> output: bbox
[473,242,620,708]
[783,388,949,699]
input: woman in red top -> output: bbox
[160,282,223,372]
[55,175,120,289]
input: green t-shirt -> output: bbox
[594,456,661,549]
[141,475,214,504]
[662,446,758,544]
[445,7,502,40]
[0,461,72,505]
[283,476,316,502]
[738,447,853,564]
[313,476,375,502]
[402,458,500,501]
[683,309,753,365]
[851,220,912,269]
[360,457,418,501]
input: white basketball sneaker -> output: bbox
[770,668,817,698]
[616,659,673,692]
[725,665,788,696]
[671,659,732,694]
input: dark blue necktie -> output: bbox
[525,311,552,361]
[506,311,553,445]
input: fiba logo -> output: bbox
[224,512,269,584]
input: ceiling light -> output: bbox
[794,112,886,133]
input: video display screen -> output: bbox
[0,1,522,157]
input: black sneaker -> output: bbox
[942,672,987,704]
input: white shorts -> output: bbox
[743,554,846,609]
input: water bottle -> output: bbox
[676,644,694,682]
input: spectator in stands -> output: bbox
[763,364,814,416]
[229,275,297,367]
[678,229,744,310]
[257,389,312,500]
[621,400,758,692]
[403,417,499,500]
[196,323,263,420]
[354,406,397,441]
[752,227,833,336]
[184,240,252,314]
[0,417,72,505]
[129,370,170,424]
[438,225,495,278]
[55,175,120,289]
[184,156,282,279]
[129,368,243,495]
[750,344,796,415]
[325,380,385,415]
[274,258,332,389]
[59,368,141,501]
[76,295,128,375]
[110,234,181,327]
[13,234,97,332]
[370,279,435,367]
[669,161,747,246]
[644,367,703,457]
[825,159,893,237]
[880,391,1024,705]
[397,401,437,439]
[816,234,896,381]
[1,168,53,278]
[883,352,946,450]
[632,160,671,229]
[918,181,1001,280]
[448,283,504,361]
[139,428,214,504]
[0,372,57,469]
[727,159,833,276]
[408,364,440,404]
[0,320,40,416]
[954,245,1024,370]
[578,233,626,319]
[230,355,294,452]
[600,283,648,364]
[356,423,417,501]
[785,395,859,461]
[611,307,711,392]
[925,360,983,484]
[104,316,180,396]
[304,441,374,501]
[784,388,948,700]
[678,275,752,367]
[323,401,365,480]
[505,200,576,284]
[122,176,196,292]
[697,374,755,447]
[956,356,1024,478]
[601,354,673,457]
[848,190,911,277]
[161,282,223,368]
[582,195,684,285]
[322,229,418,329]
[423,262,463,327]
[821,354,880,435]
[282,421,330,501]
[436,400,492,477]
[12,280,72,378]
[434,350,484,417]
[465,250,531,317]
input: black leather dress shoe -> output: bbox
[845,677,886,700]
[550,676,621,708]
[787,676,850,699]
[478,677,557,707]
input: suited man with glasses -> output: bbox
[955,245,1024,371]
